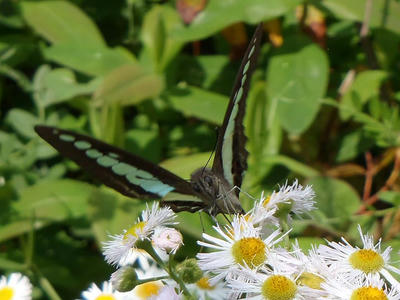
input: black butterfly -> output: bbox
[35,23,263,216]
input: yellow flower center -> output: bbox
[135,281,163,299]
[196,277,215,290]
[124,221,146,241]
[263,196,271,207]
[231,237,266,268]
[0,287,14,300]
[350,286,388,300]
[296,272,325,289]
[261,275,297,300]
[349,249,384,273]
[95,295,116,300]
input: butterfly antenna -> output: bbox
[202,126,219,175]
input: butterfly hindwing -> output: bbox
[35,125,195,199]
[212,23,263,195]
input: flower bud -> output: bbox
[152,227,183,254]
[111,266,138,292]
[176,258,203,284]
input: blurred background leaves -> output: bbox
[1,0,400,298]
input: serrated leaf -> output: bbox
[21,1,105,45]
[93,64,164,106]
[43,43,136,77]
[167,85,228,125]
[267,36,329,134]
[340,70,388,120]
[173,0,301,41]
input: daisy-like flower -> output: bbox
[322,274,400,300]
[188,275,231,300]
[0,273,32,300]
[318,225,400,289]
[197,215,286,283]
[81,281,126,300]
[103,202,177,266]
[228,264,324,300]
[252,180,315,223]
[290,243,330,295]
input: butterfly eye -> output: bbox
[204,175,213,187]
[193,182,201,193]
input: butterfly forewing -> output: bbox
[35,125,195,199]
[212,23,263,195]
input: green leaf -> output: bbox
[125,128,161,163]
[378,191,400,206]
[21,0,105,45]
[0,180,93,241]
[267,36,329,134]
[172,0,301,41]
[340,70,388,120]
[141,5,184,71]
[93,64,164,106]
[33,66,100,108]
[336,129,374,162]
[5,109,38,139]
[87,187,145,243]
[321,0,400,35]
[160,152,212,179]
[167,85,228,125]
[246,81,282,166]
[43,43,136,77]
[374,29,400,69]
[261,155,320,178]
[309,176,361,223]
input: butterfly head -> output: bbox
[190,168,244,215]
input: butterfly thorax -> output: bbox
[190,168,245,215]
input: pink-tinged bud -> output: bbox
[152,227,183,254]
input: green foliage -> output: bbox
[1,0,400,298]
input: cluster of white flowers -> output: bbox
[76,180,400,300]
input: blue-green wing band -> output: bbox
[212,23,263,193]
[35,125,195,199]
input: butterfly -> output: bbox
[35,23,263,216]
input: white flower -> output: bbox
[228,264,324,300]
[318,225,400,289]
[321,274,400,300]
[292,242,332,285]
[81,281,126,300]
[245,191,278,227]
[118,248,152,268]
[188,276,231,300]
[103,202,177,266]
[253,180,315,222]
[152,227,183,254]
[0,273,32,300]
[197,215,286,283]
